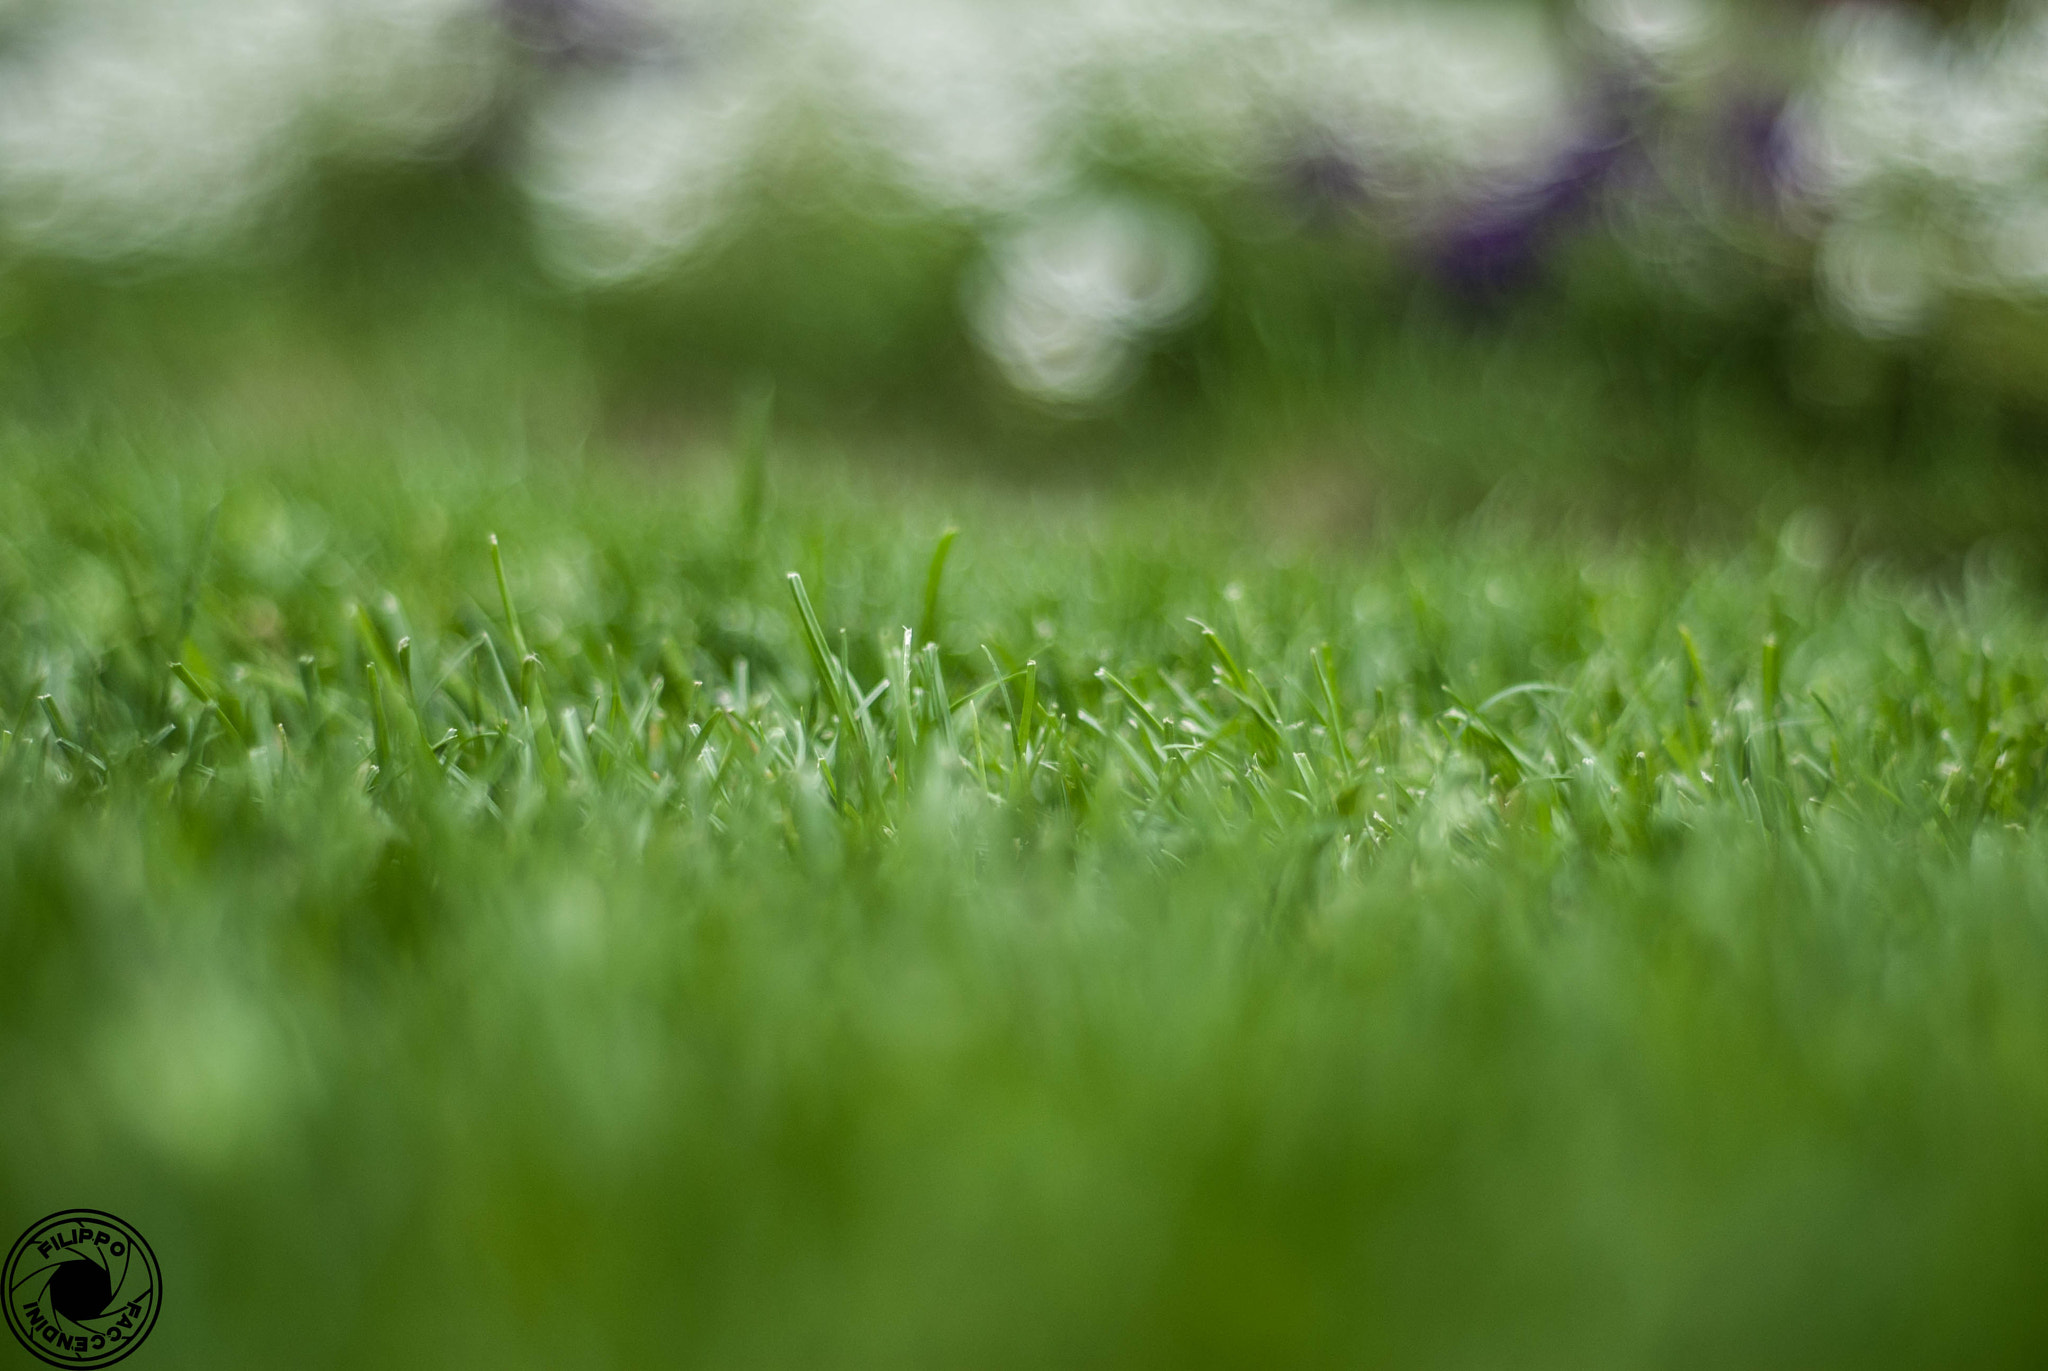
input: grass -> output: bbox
[5,422,2048,1369]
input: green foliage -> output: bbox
[4,434,2048,1366]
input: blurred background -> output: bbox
[6,0,2048,544]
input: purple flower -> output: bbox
[1429,127,1635,300]
[498,0,659,69]
[1721,92,1799,208]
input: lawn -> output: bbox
[4,423,2047,1368]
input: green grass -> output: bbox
[5,426,2048,1369]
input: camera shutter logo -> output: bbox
[5,1211,160,1367]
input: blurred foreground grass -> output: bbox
[4,425,2048,1367]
